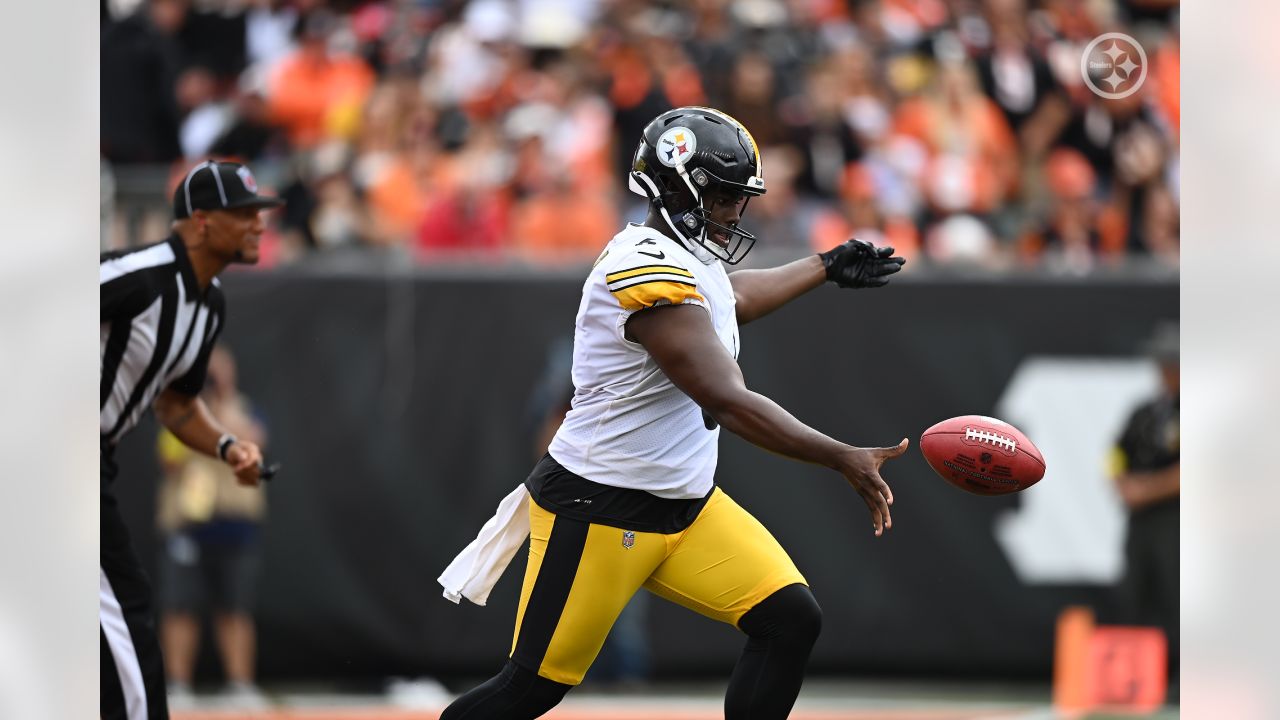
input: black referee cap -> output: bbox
[172,161,284,219]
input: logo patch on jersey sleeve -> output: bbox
[622,530,635,549]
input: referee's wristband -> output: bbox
[216,433,238,461]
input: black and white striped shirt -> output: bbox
[100,234,225,446]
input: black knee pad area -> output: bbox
[738,583,823,647]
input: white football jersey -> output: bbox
[548,223,739,499]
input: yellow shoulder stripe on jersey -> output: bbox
[605,264,694,283]
[611,279,705,312]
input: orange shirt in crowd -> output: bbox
[809,210,920,261]
[364,157,424,241]
[509,188,617,261]
[604,45,706,111]
[1151,43,1180,138]
[892,95,1018,213]
[268,52,375,149]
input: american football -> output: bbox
[919,415,1046,495]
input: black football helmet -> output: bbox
[628,107,766,264]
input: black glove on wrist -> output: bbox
[818,239,906,289]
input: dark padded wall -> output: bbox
[110,273,1176,681]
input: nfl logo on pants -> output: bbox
[622,530,635,549]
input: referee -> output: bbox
[100,160,281,720]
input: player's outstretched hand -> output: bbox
[819,239,906,289]
[838,438,909,537]
[224,440,264,486]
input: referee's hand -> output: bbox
[224,440,265,486]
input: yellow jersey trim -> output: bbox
[606,264,695,283]
[610,279,705,311]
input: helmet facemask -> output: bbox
[671,165,758,264]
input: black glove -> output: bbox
[818,239,906,289]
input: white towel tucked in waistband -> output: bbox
[438,483,530,606]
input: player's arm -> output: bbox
[1114,464,1180,509]
[627,304,907,536]
[728,256,826,325]
[1109,413,1179,509]
[729,240,906,324]
[153,387,263,486]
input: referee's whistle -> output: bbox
[258,461,282,481]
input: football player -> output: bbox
[441,107,907,720]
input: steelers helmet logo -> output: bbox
[657,126,697,167]
[236,165,259,193]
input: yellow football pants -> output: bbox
[509,487,806,685]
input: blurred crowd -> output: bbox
[101,0,1180,272]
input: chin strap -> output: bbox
[630,170,706,257]
[629,169,754,264]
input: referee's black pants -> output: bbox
[1119,496,1180,690]
[101,445,169,720]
